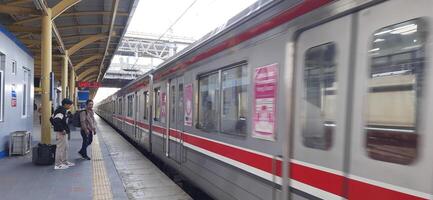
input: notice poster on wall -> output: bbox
[252,63,278,141]
[184,84,193,126]
[11,84,16,107]
[160,92,167,123]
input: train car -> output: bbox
[97,0,433,199]
[0,25,34,159]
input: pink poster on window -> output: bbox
[252,63,278,141]
[184,84,193,126]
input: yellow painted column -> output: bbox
[69,70,76,112]
[61,51,68,99]
[41,8,52,144]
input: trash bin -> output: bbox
[9,131,31,156]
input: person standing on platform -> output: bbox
[78,99,96,160]
[53,98,75,170]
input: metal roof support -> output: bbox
[13,11,129,25]
[82,74,98,82]
[51,0,81,20]
[74,55,103,71]
[40,7,52,144]
[61,51,69,99]
[97,0,120,82]
[77,68,99,80]
[68,34,107,55]
[5,0,33,6]
[0,5,39,15]
[69,69,76,112]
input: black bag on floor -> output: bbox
[32,143,56,165]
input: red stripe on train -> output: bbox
[111,118,428,199]
[155,0,334,80]
[290,162,345,197]
[348,179,426,200]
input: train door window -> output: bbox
[177,83,184,126]
[154,88,161,121]
[127,95,133,117]
[118,98,123,115]
[221,64,248,135]
[143,91,148,120]
[11,60,16,75]
[170,84,176,125]
[112,101,115,114]
[365,19,426,165]
[22,68,30,118]
[302,43,336,150]
[0,53,4,121]
[197,72,219,132]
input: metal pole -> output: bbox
[61,51,68,99]
[41,8,52,144]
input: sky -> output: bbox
[94,0,257,103]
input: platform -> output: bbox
[0,116,191,200]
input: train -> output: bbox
[96,0,433,199]
[0,24,34,159]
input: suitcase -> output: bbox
[32,143,56,165]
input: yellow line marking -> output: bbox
[92,134,113,200]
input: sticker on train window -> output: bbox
[365,19,426,165]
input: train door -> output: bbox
[134,91,140,143]
[347,1,433,199]
[292,15,353,199]
[168,77,185,164]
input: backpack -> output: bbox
[72,110,86,127]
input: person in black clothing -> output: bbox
[53,98,75,170]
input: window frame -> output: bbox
[195,61,249,136]
[301,42,337,151]
[364,18,426,165]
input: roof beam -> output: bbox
[5,0,33,6]
[13,12,129,25]
[63,34,120,41]
[75,55,103,71]
[82,74,98,82]
[0,5,38,15]
[78,68,99,80]
[68,34,107,56]
[7,25,39,33]
[57,24,124,31]
[52,0,82,20]
[98,0,120,81]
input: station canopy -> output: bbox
[0,0,138,86]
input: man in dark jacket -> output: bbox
[53,98,74,170]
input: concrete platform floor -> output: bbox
[0,115,190,200]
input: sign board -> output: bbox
[252,63,278,141]
[77,81,101,88]
[11,84,16,107]
[184,84,193,126]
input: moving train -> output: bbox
[96,0,433,199]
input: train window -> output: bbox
[170,85,176,124]
[118,98,122,115]
[154,88,161,121]
[11,60,16,75]
[127,95,133,117]
[221,64,248,135]
[178,84,184,125]
[302,42,336,150]
[365,19,426,165]
[197,72,219,132]
[143,91,148,120]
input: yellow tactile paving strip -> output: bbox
[92,134,113,200]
